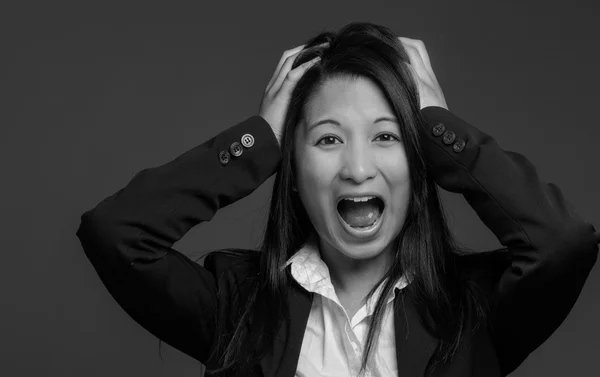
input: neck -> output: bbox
[318,239,394,300]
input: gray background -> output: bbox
[2,0,599,376]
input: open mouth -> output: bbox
[336,196,385,229]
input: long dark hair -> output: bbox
[200,21,491,376]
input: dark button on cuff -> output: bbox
[241,133,255,148]
[452,139,466,153]
[442,130,456,145]
[230,141,243,157]
[218,150,231,165]
[432,123,446,136]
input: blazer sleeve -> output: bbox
[75,115,281,363]
[419,106,600,376]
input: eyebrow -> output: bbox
[307,117,398,131]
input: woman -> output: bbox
[76,22,599,377]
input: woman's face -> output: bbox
[294,76,411,262]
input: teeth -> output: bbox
[343,196,375,202]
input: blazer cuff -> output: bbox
[419,106,483,172]
[212,115,281,173]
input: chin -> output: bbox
[341,245,389,261]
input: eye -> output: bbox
[374,133,401,142]
[316,135,342,146]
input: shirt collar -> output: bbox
[285,234,410,307]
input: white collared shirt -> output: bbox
[285,237,409,377]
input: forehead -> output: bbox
[303,76,394,122]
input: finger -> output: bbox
[398,37,437,83]
[398,37,436,81]
[399,38,432,72]
[276,56,321,97]
[269,42,328,95]
[266,42,329,93]
[401,42,430,81]
[267,49,305,95]
[265,45,306,92]
[411,41,439,85]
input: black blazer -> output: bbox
[76,107,599,377]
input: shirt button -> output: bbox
[229,141,243,157]
[453,139,466,153]
[442,130,456,145]
[241,133,255,148]
[432,123,445,136]
[218,150,231,165]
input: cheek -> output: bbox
[391,163,410,189]
[380,151,411,203]
[296,151,337,192]
[295,151,340,228]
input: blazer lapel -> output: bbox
[259,278,438,377]
[394,287,438,377]
[260,281,312,377]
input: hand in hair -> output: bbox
[258,43,327,146]
[398,37,448,110]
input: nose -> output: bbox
[339,141,377,184]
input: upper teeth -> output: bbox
[343,196,375,202]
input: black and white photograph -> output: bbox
[3,1,599,376]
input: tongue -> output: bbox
[338,199,382,228]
